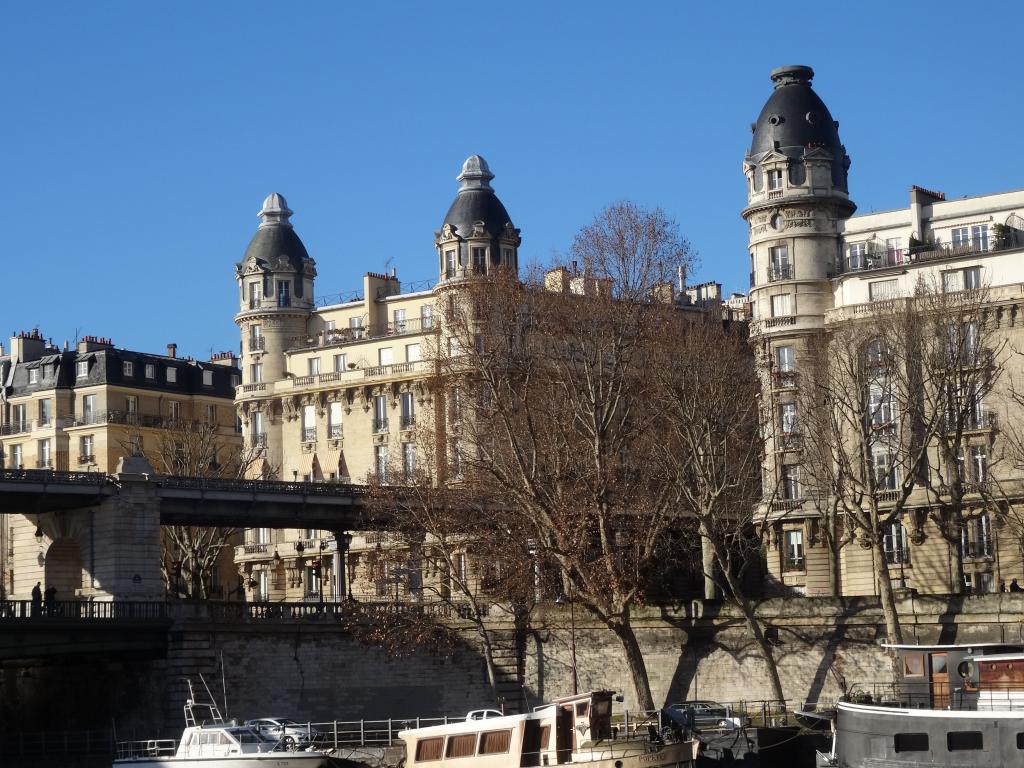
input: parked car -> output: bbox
[466,709,504,721]
[668,701,748,730]
[243,717,321,747]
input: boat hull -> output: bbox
[567,739,699,768]
[113,753,329,768]
[829,701,1024,767]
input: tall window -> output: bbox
[767,169,783,190]
[249,324,263,352]
[971,224,989,251]
[248,282,260,309]
[969,444,987,482]
[302,404,316,442]
[393,308,407,332]
[472,247,487,275]
[80,435,94,462]
[124,361,135,377]
[450,439,463,479]
[402,442,417,479]
[768,245,790,280]
[76,360,89,378]
[251,411,264,442]
[961,514,992,560]
[82,394,96,423]
[333,353,347,372]
[783,529,804,571]
[400,392,415,429]
[308,357,320,376]
[943,267,982,292]
[250,363,263,383]
[37,439,51,468]
[883,521,910,565]
[770,293,792,317]
[885,237,902,264]
[276,280,291,307]
[205,404,216,425]
[11,404,26,432]
[373,395,388,433]
[868,382,897,427]
[28,368,38,384]
[779,402,797,434]
[847,242,867,271]
[379,347,393,367]
[872,444,899,490]
[168,401,181,422]
[951,226,970,248]
[375,445,389,481]
[349,316,365,339]
[10,444,22,469]
[421,305,434,329]
[329,402,343,439]
[126,395,138,423]
[445,249,457,278]
[38,399,51,426]
[782,464,801,500]
[406,343,421,363]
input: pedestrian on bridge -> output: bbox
[31,582,42,617]
[44,585,56,616]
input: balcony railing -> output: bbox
[771,498,803,513]
[373,418,389,434]
[840,238,1020,277]
[767,264,793,282]
[782,555,805,572]
[250,434,267,449]
[946,411,997,432]
[771,370,798,389]
[289,317,437,351]
[400,415,416,430]
[248,337,265,352]
[302,428,316,443]
[329,424,343,439]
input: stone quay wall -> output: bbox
[4,594,1024,737]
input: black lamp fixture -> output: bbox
[295,540,305,554]
[338,531,354,549]
[34,521,44,542]
[272,549,281,565]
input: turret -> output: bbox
[743,66,855,338]
[234,193,316,384]
[435,155,521,283]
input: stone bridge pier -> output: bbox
[5,458,163,601]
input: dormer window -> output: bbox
[502,247,514,267]
[123,361,134,377]
[166,367,177,384]
[276,280,291,308]
[445,250,457,279]
[471,247,487,275]
[28,368,38,384]
[76,360,89,378]
[767,170,783,191]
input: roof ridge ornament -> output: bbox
[258,192,294,229]
[457,155,495,192]
[770,65,814,89]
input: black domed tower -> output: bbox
[744,65,855,342]
[234,193,317,385]
[435,155,521,283]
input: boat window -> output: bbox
[416,737,444,762]
[1017,733,1024,749]
[539,726,550,750]
[479,730,513,755]
[229,729,267,744]
[446,734,477,758]
[902,653,925,677]
[947,731,983,751]
[575,702,589,716]
[894,733,929,752]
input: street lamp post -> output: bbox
[333,532,353,602]
[556,588,579,695]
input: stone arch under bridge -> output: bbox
[43,537,83,601]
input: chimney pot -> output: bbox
[167,343,177,359]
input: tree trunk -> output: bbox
[475,616,502,706]
[609,614,655,711]
[699,524,717,600]
[871,531,904,645]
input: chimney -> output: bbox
[167,343,177,359]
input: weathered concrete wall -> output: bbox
[5,594,1024,737]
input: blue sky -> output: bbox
[2,2,1021,358]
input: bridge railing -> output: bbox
[157,475,370,497]
[0,468,108,485]
[0,600,169,620]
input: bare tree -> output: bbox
[655,317,786,701]
[122,418,268,598]
[437,202,695,710]
[798,280,1004,644]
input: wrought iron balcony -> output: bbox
[302,428,316,443]
[329,424,343,439]
[782,555,805,572]
[248,337,265,352]
[373,418,389,434]
[962,536,994,560]
[767,265,793,282]
[400,415,416,430]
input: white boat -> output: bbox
[398,691,699,768]
[113,684,332,768]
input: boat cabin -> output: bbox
[400,691,622,768]
[885,643,1024,709]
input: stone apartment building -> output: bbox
[745,65,1024,596]
[0,333,242,599]
[231,156,730,604]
